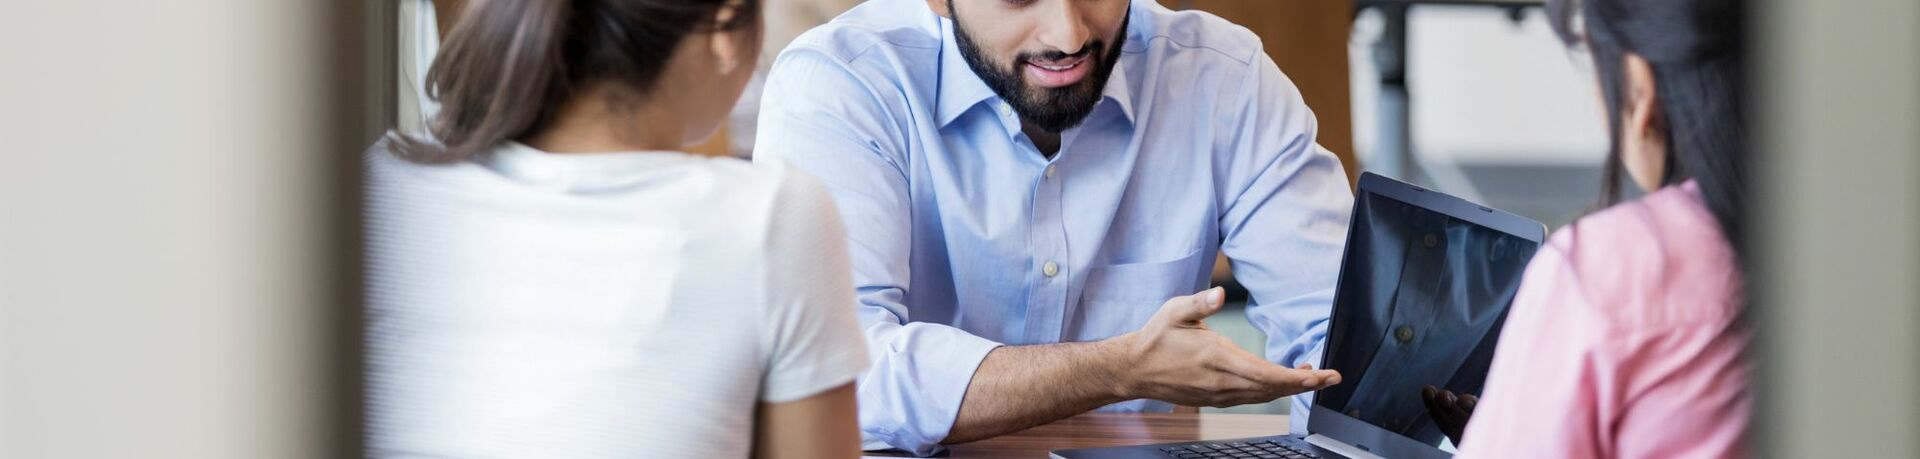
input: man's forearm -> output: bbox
[942,339,1134,444]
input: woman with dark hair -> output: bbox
[1424,0,1752,456]
[363,1,866,457]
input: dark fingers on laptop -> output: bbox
[1421,385,1477,443]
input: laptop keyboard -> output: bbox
[1159,439,1320,459]
[1152,439,1320,457]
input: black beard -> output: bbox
[950,1,1129,133]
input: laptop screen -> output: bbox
[1313,188,1541,449]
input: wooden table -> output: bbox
[869,413,1291,458]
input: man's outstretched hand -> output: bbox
[1109,287,1343,408]
[944,287,1344,445]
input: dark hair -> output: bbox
[1547,0,1748,256]
[392,0,759,164]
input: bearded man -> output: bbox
[754,0,1355,455]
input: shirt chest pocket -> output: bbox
[1073,248,1211,338]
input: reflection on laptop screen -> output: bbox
[1315,190,1540,448]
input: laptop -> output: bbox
[1052,172,1547,459]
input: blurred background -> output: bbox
[2,0,1915,457]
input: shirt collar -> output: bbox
[934,17,998,128]
[933,4,1146,129]
[1099,44,1137,125]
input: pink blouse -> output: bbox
[1457,181,1751,458]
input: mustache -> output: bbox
[1015,41,1107,63]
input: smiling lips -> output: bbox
[1023,53,1092,88]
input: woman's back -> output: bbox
[1458,181,1749,458]
[1447,0,1751,454]
[365,141,867,458]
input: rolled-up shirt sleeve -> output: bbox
[1211,50,1353,432]
[754,47,1002,456]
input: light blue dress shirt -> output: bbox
[754,0,1353,454]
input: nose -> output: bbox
[1034,1,1092,56]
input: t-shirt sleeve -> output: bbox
[756,165,872,404]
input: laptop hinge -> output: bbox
[1306,433,1387,459]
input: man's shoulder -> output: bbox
[780,0,943,69]
[1132,2,1266,67]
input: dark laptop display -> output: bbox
[1313,188,1539,448]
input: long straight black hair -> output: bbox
[392,0,760,164]
[1547,0,1748,257]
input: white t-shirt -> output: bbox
[364,140,869,458]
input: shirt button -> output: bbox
[1395,325,1415,342]
[1042,261,1060,277]
[1423,234,1439,248]
[1045,165,1056,179]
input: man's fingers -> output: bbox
[1459,393,1478,411]
[1161,287,1226,324]
[1190,361,1341,408]
[1211,350,1286,382]
[1216,354,1340,391]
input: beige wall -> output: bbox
[1755,0,1920,456]
[0,1,378,457]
